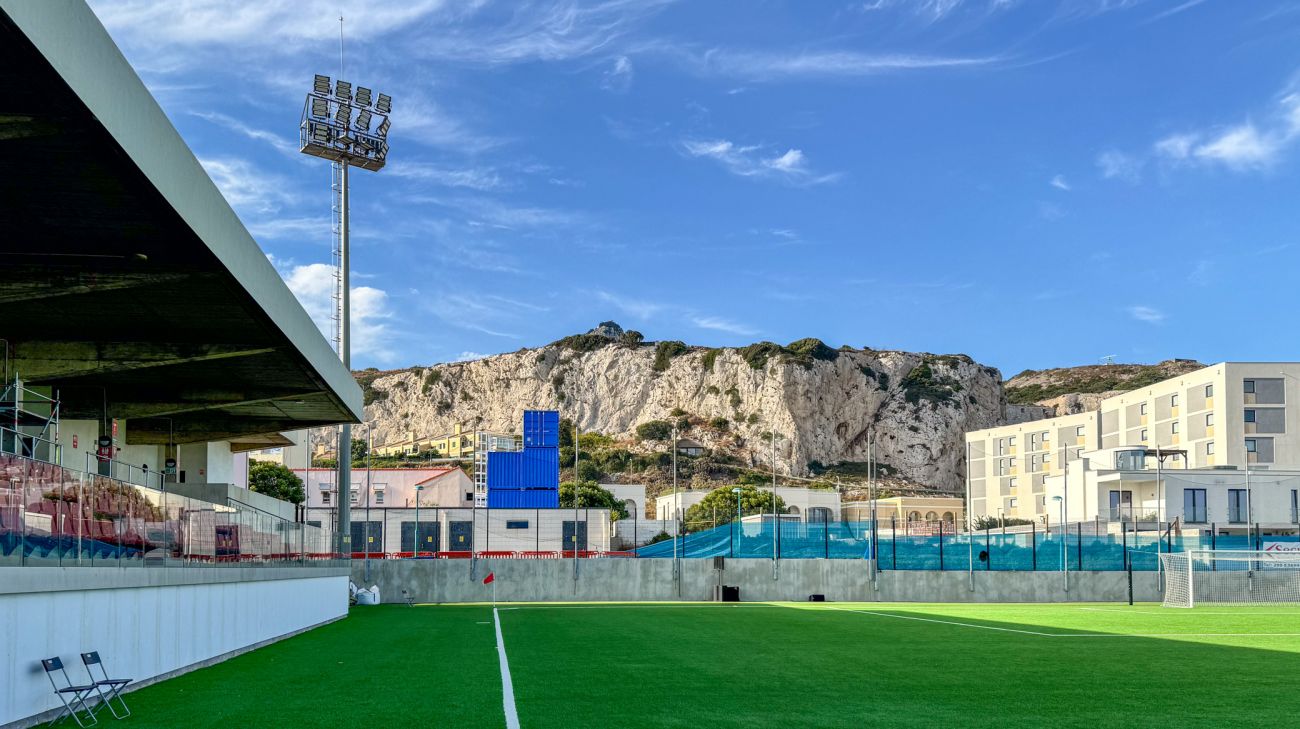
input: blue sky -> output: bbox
[88,0,1300,377]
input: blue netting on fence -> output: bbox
[633,521,1299,570]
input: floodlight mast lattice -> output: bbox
[299,71,393,557]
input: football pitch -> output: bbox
[124,602,1300,728]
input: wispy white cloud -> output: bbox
[1096,149,1142,183]
[1049,174,1071,191]
[1126,82,1300,174]
[691,316,758,336]
[190,111,299,156]
[197,156,299,214]
[596,291,663,320]
[455,351,490,362]
[1128,305,1165,324]
[677,48,1000,81]
[680,139,841,185]
[386,161,505,190]
[601,55,634,92]
[247,217,331,240]
[282,262,397,362]
[422,293,522,338]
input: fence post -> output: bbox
[1122,523,1127,570]
[985,527,991,571]
[938,523,944,571]
[891,517,897,570]
[1077,522,1083,571]
[1032,522,1037,571]
[823,520,829,559]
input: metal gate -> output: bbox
[562,520,588,551]
[401,521,441,553]
[448,520,473,552]
[350,521,383,554]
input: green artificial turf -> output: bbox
[122,602,1300,728]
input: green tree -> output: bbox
[559,480,630,521]
[683,485,786,529]
[351,438,368,463]
[636,420,673,441]
[248,461,306,504]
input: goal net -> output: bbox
[1160,550,1300,608]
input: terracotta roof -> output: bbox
[414,469,459,486]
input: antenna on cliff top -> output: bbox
[1100,354,1117,366]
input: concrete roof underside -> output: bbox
[0,2,363,445]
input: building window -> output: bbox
[506,520,529,529]
[1244,380,1256,394]
[1292,490,1298,524]
[322,491,330,505]
[1009,477,1018,488]
[1183,489,1207,523]
[1206,413,1214,427]
[465,492,474,501]
[1109,490,1133,520]
[1171,394,1179,407]
[1075,448,1084,458]
[1140,429,1148,442]
[1228,489,1248,523]
[1245,409,1257,423]
[1075,425,1085,436]
[1009,498,1018,508]
[1206,441,1215,455]
[350,490,358,504]
[1139,403,1148,415]
[1009,436,1016,446]
[1205,384,1213,398]
[1246,439,1258,453]
[375,491,384,505]
[1171,421,1180,434]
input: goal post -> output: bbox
[1160,550,1300,608]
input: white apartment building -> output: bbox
[966,362,1300,533]
[654,486,840,523]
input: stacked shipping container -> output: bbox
[486,410,561,509]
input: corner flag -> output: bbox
[483,572,495,585]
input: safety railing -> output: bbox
[0,452,341,568]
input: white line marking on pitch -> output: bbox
[493,608,521,729]
[839,608,1300,638]
[1080,607,1300,616]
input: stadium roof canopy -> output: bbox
[0,2,363,444]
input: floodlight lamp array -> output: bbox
[300,74,394,170]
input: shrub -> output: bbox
[709,417,730,431]
[620,330,645,348]
[653,340,688,372]
[900,361,961,406]
[725,387,742,409]
[784,337,838,367]
[422,369,442,395]
[739,341,783,370]
[646,531,673,545]
[746,413,759,425]
[636,420,673,441]
[701,349,720,372]
[973,516,1035,530]
[670,407,688,417]
[555,333,611,352]
[706,385,720,395]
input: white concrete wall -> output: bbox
[0,569,347,726]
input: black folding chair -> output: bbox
[81,652,131,719]
[40,657,98,727]
[401,589,415,607]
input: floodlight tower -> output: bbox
[299,72,393,557]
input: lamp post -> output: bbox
[414,484,423,556]
[671,426,678,571]
[731,486,742,557]
[298,62,394,560]
[1052,495,1067,593]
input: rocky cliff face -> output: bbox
[1005,359,1204,416]
[353,328,1009,493]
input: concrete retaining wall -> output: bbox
[351,558,1163,604]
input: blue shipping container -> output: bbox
[521,446,560,488]
[487,488,559,509]
[486,451,522,489]
[523,409,560,448]
[486,447,560,489]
